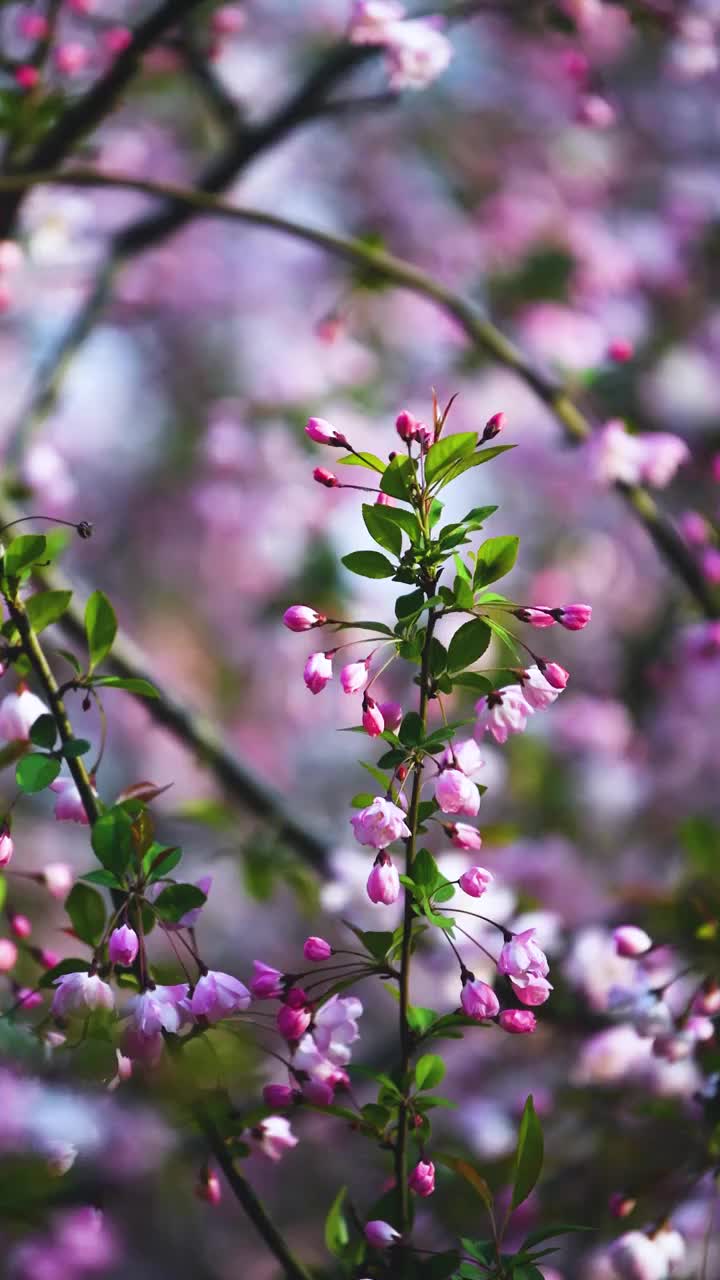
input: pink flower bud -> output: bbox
[459,866,493,897]
[557,603,592,631]
[541,662,569,690]
[263,1084,296,1109]
[609,1192,637,1219]
[395,410,418,441]
[362,695,385,736]
[686,1015,714,1042]
[416,425,433,450]
[0,939,18,972]
[303,936,332,962]
[249,1116,299,1161]
[249,961,284,999]
[364,1220,401,1248]
[55,43,90,76]
[378,701,403,732]
[0,828,13,867]
[15,66,40,89]
[461,977,500,1020]
[613,925,652,958]
[448,822,483,851]
[18,988,43,1009]
[367,852,400,905]
[498,1009,537,1034]
[376,492,395,506]
[302,1079,335,1106]
[514,607,556,628]
[576,93,616,129]
[108,925,139,968]
[196,1169,222,1205]
[40,862,73,899]
[39,949,60,969]
[609,1231,668,1280]
[212,5,246,35]
[283,605,326,632]
[50,776,91,824]
[104,26,132,55]
[341,658,370,695]
[18,14,50,39]
[305,417,349,447]
[351,796,410,848]
[313,467,339,487]
[277,1001,312,1041]
[514,976,553,1006]
[304,651,333,694]
[9,914,31,939]
[435,768,480,817]
[52,971,114,1017]
[409,1160,435,1197]
[482,411,505,442]
[693,984,720,1015]
[608,338,634,363]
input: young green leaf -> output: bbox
[447,619,491,672]
[3,534,47,578]
[341,550,396,579]
[337,451,386,473]
[362,504,402,557]
[91,806,135,877]
[415,1053,446,1090]
[91,676,159,697]
[511,1096,544,1210]
[154,883,207,923]
[28,714,57,750]
[379,454,414,501]
[16,753,61,793]
[85,590,118,672]
[324,1186,350,1257]
[25,590,72,633]
[474,536,520,588]
[65,882,106,947]
[425,432,477,485]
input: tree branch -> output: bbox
[2,166,715,619]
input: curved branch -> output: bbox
[2,165,716,619]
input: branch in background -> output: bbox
[1,166,715,620]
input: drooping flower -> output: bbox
[263,1084,295,1109]
[0,828,13,868]
[474,687,532,744]
[364,1220,401,1248]
[447,822,482,851]
[283,605,326,631]
[0,689,49,741]
[613,925,652,958]
[191,971,251,1022]
[277,990,312,1041]
[312,995,363,1065]
[351,796,410,848]
[459,866,494,898]
[435,768,480,816]
[49,776,92,824]
[520,665,565,711]
[367,852,400,904]
[409,1160,435,1197]
[498,930,549,984]
[341,658,371,695]
[362,695,385,736]
[514,976,553,1006]
[249,1116,299,1161]
[441,738,484,779]
[128,985,190,1038]
[498,1009,537,1034]
[461,977,500,1020]
[378,700,403,731]
[249,961,284,999]
[303,937,332,962]
[108,926,139,968]
[52,972,115,1018]
[304,651,333,694]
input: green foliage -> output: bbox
[425,432,477,486]
[474,535,520,587]
[28,714,57,750]
[16,753,60,793]
[380,454,414,500]
[153,882,207,923]
[91,805,135,878]
[415,1053,446,1089]
[84,590,117,671]
[3,534,47,578]
[512,1096,544,1209]
[362,503,403,556]
[91,676,159,697]
[25,590,72,633]
[341,550,396,578]
[324,1186,350,1257]
[65,883,106,947]
[447,618,491,672]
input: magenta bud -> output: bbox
[377,701,403,732]
[364,1220,401,1248]
[608,338,634,363]
[313,467,339,488]
[108,925,139,968]
[277,1003,312,1041]
[283,605,326,632]
[514,607,556,629]
[498,1009,537,1034]
[305,417,348,447]
[557,603,592,630]
[196,1169,222,1206]
[458,866,493,897]
[461,977,499,1020]
[609,1192,637,1219]
[263,1084,296,1109]
[482,411,506,442]
[9,913,31,940]
[302,1079,335,1106]
[303,936,332,962]
[366,852,400,905]
[395,410,418,442]
[613,925,652,958]
[408,1160,435,1197]
[376,492,395,506]
[304,651,333,694]
[448,822,482,851]
[362,695,385,737]
[542,662,569,690]
[341,658,370,695]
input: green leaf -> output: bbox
[154,883,207,923]
[395,588,426,621]
[415,1053,446,1090]
[441,444,516,483]
[447,619,491,672]
[412,849,447,895]
[512,1096,544,1210]
[91,676,159,698]
[91,806,135,877]
[351,791,375,808]
[438,1157,494,1212]
[379,454,414,501]
[142,844,182,881]
[407,1005,438,1034]
[679,816,720,875]
[337,451,385,473]
[84,590,118,672]
[324,1186,350,1258]
[425,433,477,485]
[374,506,421,541]
[335,619,394,636]
[362,504,402,557]
[25,590,72,633]
[80,869,124,889]
[16,753,60,793]
[341,550,395,579]
[399,711,424,745]
[39,958,91,989]
[4,534,47,578]
[28,714,57,750]
[521,1225,593,1250]
[61,739,91,759]
[358,930,394,962]
[418,1251,461,1280]
[474,536,520,588]
[65,883,106,947]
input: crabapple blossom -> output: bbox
[303,936,332,961]
[383,19,453,91]
[49,776,92,824]
[195,1170,222,1205]
[498,1009,537,1034]
[362,695,384,736]
[349,0,406,45]
[108,926,139,968]
[9,914,30,939]
[40,863,74,899]
[52,972,114,1018]
[377,700,403,732]
[191,972,251,1022]
[609,1231,668,1280]
[305,417,348,447]
[448,822,483,850]
[277,994,312,1041]
[0,828,13,867]
[395,408,419,440]
[367,852,400,904]
[459,866,494,897]
[249,1116,299,1161]
[521,665,566,710]
[608,338,634,362]
[249,961,284,999]
[283,605,326,631]
[15,66,39,89]
[0,690,50,741]
[304,651,333,694]
[0,939,17,972]
[461,978,500,1020]
[498,930,550,983]
[441,737,484,778]
[263,1084,295,1108]
[435,768,480,816]
[364,1220,401,1248]
[312,995,363,1065]
[475,687,532,744]
[514,976,553,1006]
[613,925,653,957]
[542,662,570,691]
[313,467,338,487]
[409,1160,435,1196]
[515,607,557,628]
[128,985,190,1038]
[351,796,410,847]
[482,411,506,441]
[341,658,370,694]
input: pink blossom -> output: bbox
[378,700,403,731]
[498,1009,537,1034]
[613,925,652,958]
[362,695,385,736]
[639,433,691,487]
[702,548,720,584]
[249,1116,298,1161]
[475,687,531,744]
[557,603,592,631]
[482,411,506,442]
[313,467,339,487]
[591,420,688,489]
[196,1170,222,1205]
[263,1084,295,1108]
[283,605,326,631]
[350,1,406,45]
[41,863,73,899]
[341,658,370,694]
[15,66,39,90]
[211,5,246,35]
[0,689,49,741]
[367,853,401,904]
[351,796,410,847]
[0,939,18,972]
[693,985,720,1016]
[303,936,332,961]
[364,1220,401,1248]
[305,417,348,447]
[608,338,634,363]
[304,651,333,694]
[191,971,251,1022]
[498,930,549,982]
[459,866,494,897]
[302,1079,335,1105]
[441,737,484,779]
[18,13,49,39]
[395,409,419,441]
[128,985,190,1037]
[49,776,91,824]
[448,822,483,851]
[9,914,30,939]
[55,43,91,76]
[52,972,114,1018]
[409,1159,435,1196]
[249,961,284,999]
[108,926,139,968]
[679,511,710,545]
[312,995,363,1064]
[576,93,616,129]
[514,976,553,1006]
[461,977,500,1020]
[609,1232,668,1280]
[542,662,569,690]
[515,607,557,628]
[435,768,480,816]
[277,998,312,1041]
[384,19,453,91]
[376,492,395,506]
[104,26,132,55]
[0,829,13,867]
[521,666,564,711]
